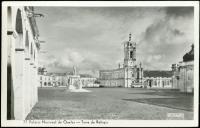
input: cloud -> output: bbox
[36,7,194,75]
[41,48,105,76]
[165,7,194,17]
[136,7,193,70]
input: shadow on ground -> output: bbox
[124,91,193,111]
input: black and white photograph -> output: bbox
[1,1,199,127]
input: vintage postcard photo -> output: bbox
[1,1,199,127]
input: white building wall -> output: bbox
[144,77,172,88]
[81,77,97,87]
[6,6,40,120]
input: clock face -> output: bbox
[128,61,134,66]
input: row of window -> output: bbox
[150,80,171,86]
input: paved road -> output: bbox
[26,87,193,120]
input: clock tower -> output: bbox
[124,33,136,68]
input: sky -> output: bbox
[34,7,194,77]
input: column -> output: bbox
[24,58,30,117]
[160,78,162,88]
[14,50,26,119]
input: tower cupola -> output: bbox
[124,33,136,67]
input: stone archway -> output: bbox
[144,79,153,88]
[15,9,23,49]
[15,9,23,34]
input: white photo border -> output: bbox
[1,1,199,127]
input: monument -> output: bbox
[67,66,91,92]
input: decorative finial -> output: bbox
[129,33,131,41]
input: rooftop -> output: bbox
[143,70,173,78]
[183,44,194,62]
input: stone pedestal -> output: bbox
[67,75,91,92]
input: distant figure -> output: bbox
[149,80,152,88]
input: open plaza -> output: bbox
[26,87,193,120]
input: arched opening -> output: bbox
[34,50,35,61]
[30,43,33,56]
[15,9,24,49]
[148,80,152,88]
[7,6,12,30]
[162,81,165,87]
[25,31,29,49]
[25,31,29,58]
[130,51,133,58]
[15,9,23,34]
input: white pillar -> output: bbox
[35,67,38,102]
[30,64,34,109]
[14,50,26,119]
[27,62,32,113]
[156,79,159,88]
[160,78,162,88]
[29,62,33,110]
[24,58,30,117]
[35,67,38,103]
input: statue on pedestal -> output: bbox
[67,66,90,92]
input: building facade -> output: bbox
[99,34,143,88]
[172,44,194,93]
[38,66,98,88]
[39,74,68,87]
[143,71,173,88]
[6,6,42,119]
[81,77,98,87]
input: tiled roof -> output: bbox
[80,74,93,78]
[143,70,173,78]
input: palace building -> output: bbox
[171,44,194,93]
[38,66,98,88]
[99,33,175,89]
[143,70,173,88]
[99,34,143,88]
